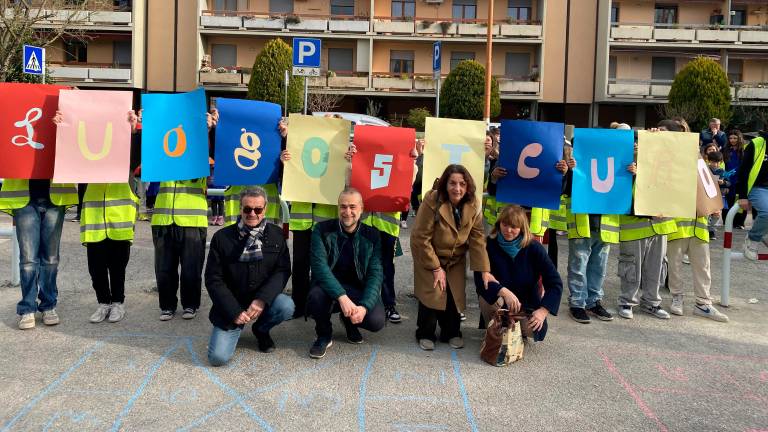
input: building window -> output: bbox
[651,57,675,81]
[728,59,743,83]
[269,0,293,14]
[732,8,747,26]
[654,4,677,25]
[608,55,617,80]
[64,40,87,63]
[451,51,476,71]
[214,0,237,11]
[331,0,354,16]
[504,52,529,79]
[390,50,414,74]
[610,4,619,23]
[507,0,531,22]
[391,0,415,19]
[452,0,477,20]
[211,44,237,68]
[328,48,353,73]
[114,0,132,10]
[113,40,131,68]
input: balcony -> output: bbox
[305,72,369,89]
[497,78,540,94]
[327,16,369,33]
[372,74,414,90]
[49,64,131,82]
[608,79,738,100]
[610,23,768,46]
[19,8,132,25]
[199,68,250,86]
[736,84,768,101]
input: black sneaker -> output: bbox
[569,307,591,324]
[587,301,614,321]
[341,316,363,344]
[386,306,402,324]
[309,337,333,359]
[254,330,275,353]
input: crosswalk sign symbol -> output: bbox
[23,45,45,75]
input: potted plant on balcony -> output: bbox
[326,70,337,78]
[419,20,434,30]
[285,14,301,25]
[439,21,453,35]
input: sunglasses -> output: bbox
[241,206,265,215]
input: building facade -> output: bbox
[30,0,768,128]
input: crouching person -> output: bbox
[307,188,386,359]
[205,187,294,366]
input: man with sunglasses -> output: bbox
[205,187,294,365]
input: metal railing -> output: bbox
[721,203,767,307]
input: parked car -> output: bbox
[312,112,391,127]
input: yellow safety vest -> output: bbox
[80,183,138,243]
[667,217,709,243]
[223,184,280,227]
[313,203,337,225]
[289,201,313,231]
[529,207,550,237]
[548,195,568,231]
[483,194,497,225]
[362,211,401,238]
[747,137,766,194]
[0,179,78,211]
[151,179,208,227]
[619,215,677,241]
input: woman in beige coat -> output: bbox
[410,164,495,351]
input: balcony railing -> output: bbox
[13,8,133,25]
[199,10,542,38]
[49,64,131,82]
[369,72,540,95]
[606,79,745,100]
[199,68,251,86]
[610,22,768,44]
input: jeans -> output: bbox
[306,283,385,338]
[748,186,768,242]
[14,199,65,315]
[152,225,206,311]
[207,293,295,366]
[567,236,610,309]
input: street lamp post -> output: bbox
[484,0,494,124]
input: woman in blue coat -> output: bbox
[474,205,563,341]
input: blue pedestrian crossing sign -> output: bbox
[23,45,45,75]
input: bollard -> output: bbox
[721,202,768,307]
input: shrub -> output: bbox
[668,57,731,131]
[439,60,500,120]
[247,38,304,113]
[407,107,431,131]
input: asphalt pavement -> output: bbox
[0,211,766,432]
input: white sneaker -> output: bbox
[17,313,35,330]
[618,305,633,319]
[42,309,60,326]
[682,254,690,265]
[693,304,729,323]
[107,303,125,323]
[89,304,112,323]
[670,295,683,316]
[744,238,760,261]
[400,220,408,229]
[639,304,671,319]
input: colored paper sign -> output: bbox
[281,114,349,205]
[350,125,415,212]
[213,98,282,186]
[52,90,133,183]
[140,88,209,182]
[0,83,69,179]
[423,117,486,207]
[696,156,724,217]
[634,131,699,218]
[571,128,635,214]
[497,120,564,209]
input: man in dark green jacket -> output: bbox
[307,188,385,359]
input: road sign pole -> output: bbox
[284,69,289,116]
[303,77,308,115]
[42,48,45,84]
[435,76,440,118]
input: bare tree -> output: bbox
[307,92,343,113]
[656,101,699,126]
[0,0,112,82]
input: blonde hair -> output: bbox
[490,205,533,247]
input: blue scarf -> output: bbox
[497,235,522,259]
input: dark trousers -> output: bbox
[152,225,206,311]
[380,232,396,307]
[75,183,87,218]
[306,283,385,338]
[86,239,131,304]
[415,286,462,342]
[291,228,312,317]
[546,228,558,269]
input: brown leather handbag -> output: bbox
[480,308,529,367]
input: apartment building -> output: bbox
[26,0,768,128]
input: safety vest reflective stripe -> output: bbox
[289,201,313,231]
[80,183,138,243]
[547,196,568,231]
[747,137,766,194]
[313,204,337,224]
[290,212,314,219]
[0,190,28,198]
[362,212,401,237]
[530,208,549,236]
[151,180,208,227]
[619,216,677,241]
[667,217,709,242]
[158,187,204,194]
